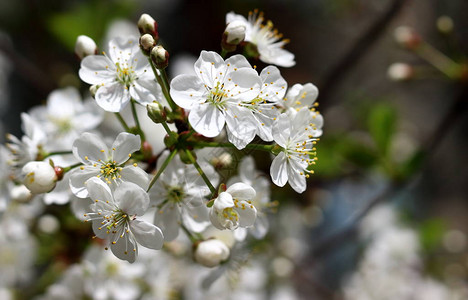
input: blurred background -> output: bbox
[1,0,468,299]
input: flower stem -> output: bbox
[148,58,178,111]
[415,42,461,79]
[114,113,130,132]
[180,223,202,243]
[63,162,82,173]
[220,49,228,58]
[147,149,178,192]
[44,150,72,158]
[130,99,146,141]
[184,149,217,195]
[191,141,275,153]
[161,121,172,135]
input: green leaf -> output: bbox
[367,104,397,157]
[419,218,446,253]
[47,0,135,50]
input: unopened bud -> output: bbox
[437,16,454,34]
[89,84,100,97]
[138,13,159,41]
[139,34,156,55]
[194,239,230,268]
[150,45,169,69]
[147,101,166,123]
[211,152,232,169]
[225,21,246,45]
[21,161,58,194]
[221,20,246,52]
[10,184,32,203]
[394,26,421,49]
[75,35,98,59]
[387,63,414,81]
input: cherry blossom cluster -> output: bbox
[1,10,323,271]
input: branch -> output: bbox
[318,0,409,110]
[310,84,468,258]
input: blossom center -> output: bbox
[207,82,228,107]
[98,161,122,183]
[167,186,185,203]
[115,62,136,86]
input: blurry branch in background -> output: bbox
[310,84,468,259]
[318,0,409,110]
[0,35,57,97]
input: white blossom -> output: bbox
[209,182,257,230]
[84,177,163,263]
[170,50,261,149]
[224,20,246,45]
[69,132,148,198]
[226,11,295,67]
[228,156,271,240]
[194,239,230,268]
[29,87,103,150]
[79,37,162,112]
[270,107,319,193]
[150,151,219,241]
[75,35,97,59]
[21,161,57,194]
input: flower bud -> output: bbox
[194,239,230,268]
[89,84,100,98]
[394,26,421,49]
[147,101,166,123]
[225,21,246,45]
[437,16,454,34]
[387,63,414,81]
[21,161,58,194]
[221,20,246,52]
[211,152,232,169]
[138,13,159,41]
[139,34,156,56]
[150,45,169,69]
[10,184,32,203]
[75,35,98,59]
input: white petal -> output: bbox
[272,113,291,147]
[236,201,257,227]
[111,233,137,263]
[85,177,114,205]
[270,152,288,187]
[226,182,256,201]
[224,104,256,149]
[130,219,164,250]
[259,46,295,68]
[120,166,149,190]
[95,82,130,112]
[194,51,225,86]
[72,132,108,164]
[130,78,163,106]
[47,87,82,117]
[69,168,100,198]
[111,132,141,164]
[154,204,180,242]
[213,192,234,211]
[92,218,109,239]
[188,103,225,137]
[234,228,248,241]
[182,205,210,232]
[79,55,116,85]
[114,182,149,216]
[228,68,262,101]
[251,214,269,239]
[225,54,252,69]
[260,66,287,101]
[107,37,138,63]
[286,159,307,193]
[170,74,206,109]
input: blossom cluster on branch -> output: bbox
[1,10,323,287]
